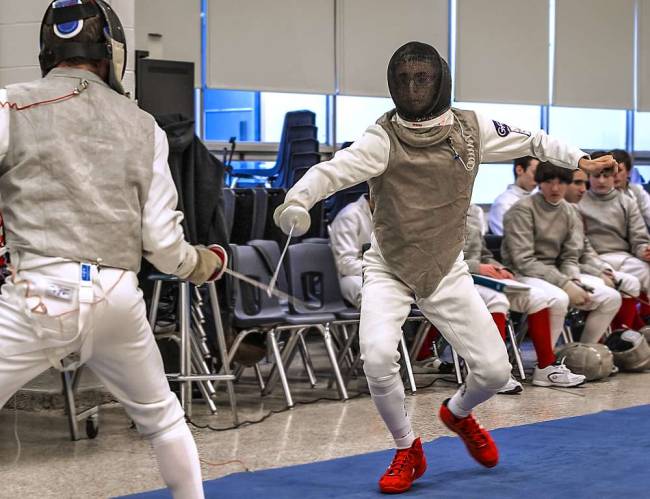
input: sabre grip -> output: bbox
[187,244,228,286]
[207,244,228,281]
[273,203,311,237]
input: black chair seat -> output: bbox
[336,309,361,321]
[233,312,287,329]
[284,312,336,325]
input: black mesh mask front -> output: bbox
[387,42,452,122]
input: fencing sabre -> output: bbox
[267,223,294,297]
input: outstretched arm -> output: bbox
[283,125,390,211]
[476,112,616,174]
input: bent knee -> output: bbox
[549,290,570,312]
[472,352,512,390]
[361,342,400,379]
[600,290,622,312]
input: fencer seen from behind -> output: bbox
[0,2,224,498]
[275,41,618,494]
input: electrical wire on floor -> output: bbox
[186,376,455,473]
[199,458,250,472]
[185,375,455,433]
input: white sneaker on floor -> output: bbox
[532,362,586,388]
[497,377,523,395]
[412,357,455,374]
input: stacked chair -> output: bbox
[269,110,319,189]
[224,186,323,245]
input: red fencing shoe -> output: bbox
[439,399,499,468]
[378,437,427,494]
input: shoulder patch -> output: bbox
[492,120,531,138]
[493,120,510,137]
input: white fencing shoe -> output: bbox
[532,362,586,388]
[497,377,523,395]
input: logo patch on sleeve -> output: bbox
[492,120,531,138]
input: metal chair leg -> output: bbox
[408,322,429,360]
[207,281,239,424]
[148,280,163,329]
[400,334,417,394]
[264,330,301,395]
[62,370,80,441]
[267,330,294,407]
[451,348,463,385]
[319,325,349,400]
[328,326,359,389]
[298,333,317,387]
[189,333,218,413]
[343,351,363,387]
[61,370,99,441]
[178,282,193,416]
[254,363,266,392]
[506,319,526,380]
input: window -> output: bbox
[548,107,626,150]
[453,101,542,132]
[634,112,650,151]
[335,95,394,144]
[632,164,650,184]
[203,89,259,142]
[471,163,512,204]
[260,92,328,143]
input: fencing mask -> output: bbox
[387,41,452,122]
[554,342,613,381]
[605,329,650,372]
[39,0,127,95]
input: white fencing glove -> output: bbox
[187,244,228,285]
[273,203,311,237]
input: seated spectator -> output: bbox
[488,156,539,235]
[611,148,650,228]
[565,168,644,331]
[465,205,584,389]
[328,192,372,308]
[502,162,621,347]
[468,203,487,235]
[579,157,650,321]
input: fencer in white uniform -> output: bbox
[487,156,539,235]
[274,42,616,494]
[328,194,372,308]
[0,2,223,498]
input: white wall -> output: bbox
[0,0,135,95]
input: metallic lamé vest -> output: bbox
[370,108,481,296]
[2,68,154,271]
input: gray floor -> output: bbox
[1,359,650,498]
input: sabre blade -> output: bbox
[267,223,294,297]
[223,266,314,310]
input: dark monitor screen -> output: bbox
[136,58,195,119]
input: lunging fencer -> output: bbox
[274,42,617,494]
[0,2,223,498]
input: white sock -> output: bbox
[150,420,204,499]
[367,373,415,449]
[550,309,566,346]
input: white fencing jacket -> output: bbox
[328,195,372,277]
[0,88,196,277]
